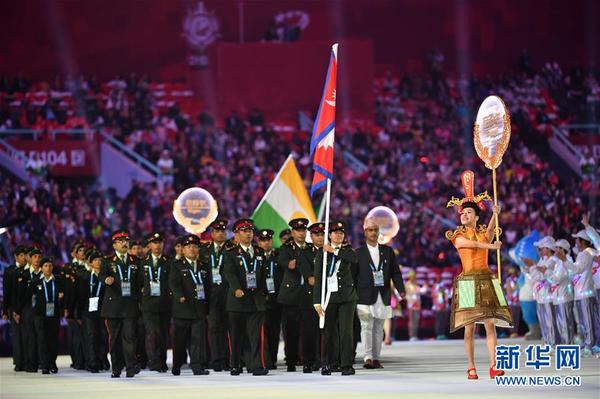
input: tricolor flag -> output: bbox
[309,43,338,196]
[252,154,317,247]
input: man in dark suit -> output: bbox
[200,219,230,372]
[313,221,359,376]
[99,230,141,378]
[2,244,28,371]
[355,218,405,369]
[169,234,211,376]
[257,229,283,370]
[223,219,269,376]
[137,232,171,373]
[277,217,313,372]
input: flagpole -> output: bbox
[319,178,332,329]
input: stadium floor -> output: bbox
[1,338,598,399]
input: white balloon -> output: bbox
[365,206,400,245]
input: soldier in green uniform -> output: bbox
[63,241,87,370]
[277,218,313,372]
[2,244,28,371]
[137,232,171,373]
[223,219,269,376]
[313,221,359,376]
[257,229,283,370]
[200,219,231,372]
[99,230,141,378]
[301,222,327,372]
[169,234,211,376]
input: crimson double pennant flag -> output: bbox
[309,44,338,197]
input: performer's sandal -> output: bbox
[489,364,505,378]
[467,368,478,380]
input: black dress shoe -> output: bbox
[331,365,341,373]
[126,365,140,378]
[341,367,355,376]
[321,366,332,375]
[230,367,242,376]
[171,368,181,376]
[14,366,25,372]
[303,365,313,373]
[193,369,210,375]
[286,365,296,372]
[89,368,99,374]
[111,371,121,378]
[26,368,38,373]
[50,365,58,374]
[161,365,169,372]
[42,369,50,374]
[252,367,268,376]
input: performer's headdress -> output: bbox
[446,170,491,214]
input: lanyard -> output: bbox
[327,254,337,276]
[117,264,131,282]
[90,273,102,296]
[369,259,383,272]
[241,256,257,273]
[149,264,161,282]
[189,268,203,285]
[210,254,223,269]
[42,279,55,303]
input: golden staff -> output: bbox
[474,96,511,281]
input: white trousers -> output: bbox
[357,309,385,361]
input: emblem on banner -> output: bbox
[182,2,220,68]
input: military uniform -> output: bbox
[313,222,359,375]
[300,244,324,371]
[223,219,268,376]
[200,219,231,371]
[256,229,284,370]
[169,235,211,376]
[76,251,109,372]
[2,245,28,371]
[17,248,43,372]
[277,217,315,371]
[99,230,141,378]
[63,241,88,370]
[27,257,65,374]
[137,232,171,372]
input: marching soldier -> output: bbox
[2,244,28,371]
[63,241,88,370]
[130,238,147,369]
[313,221,359,376]
[99,230,141,378]
[169,234,211,376]
[200,219,231,372]
[298,222,325,372]
[18,246,43,372]
[138,232,171,372]
[279,229,291,247]
[277,218,311,372]
[223,219,269,376]
[257,229,283,370]
[27,257,65,374]
[76,251,108,373]
[355,218,405,369]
